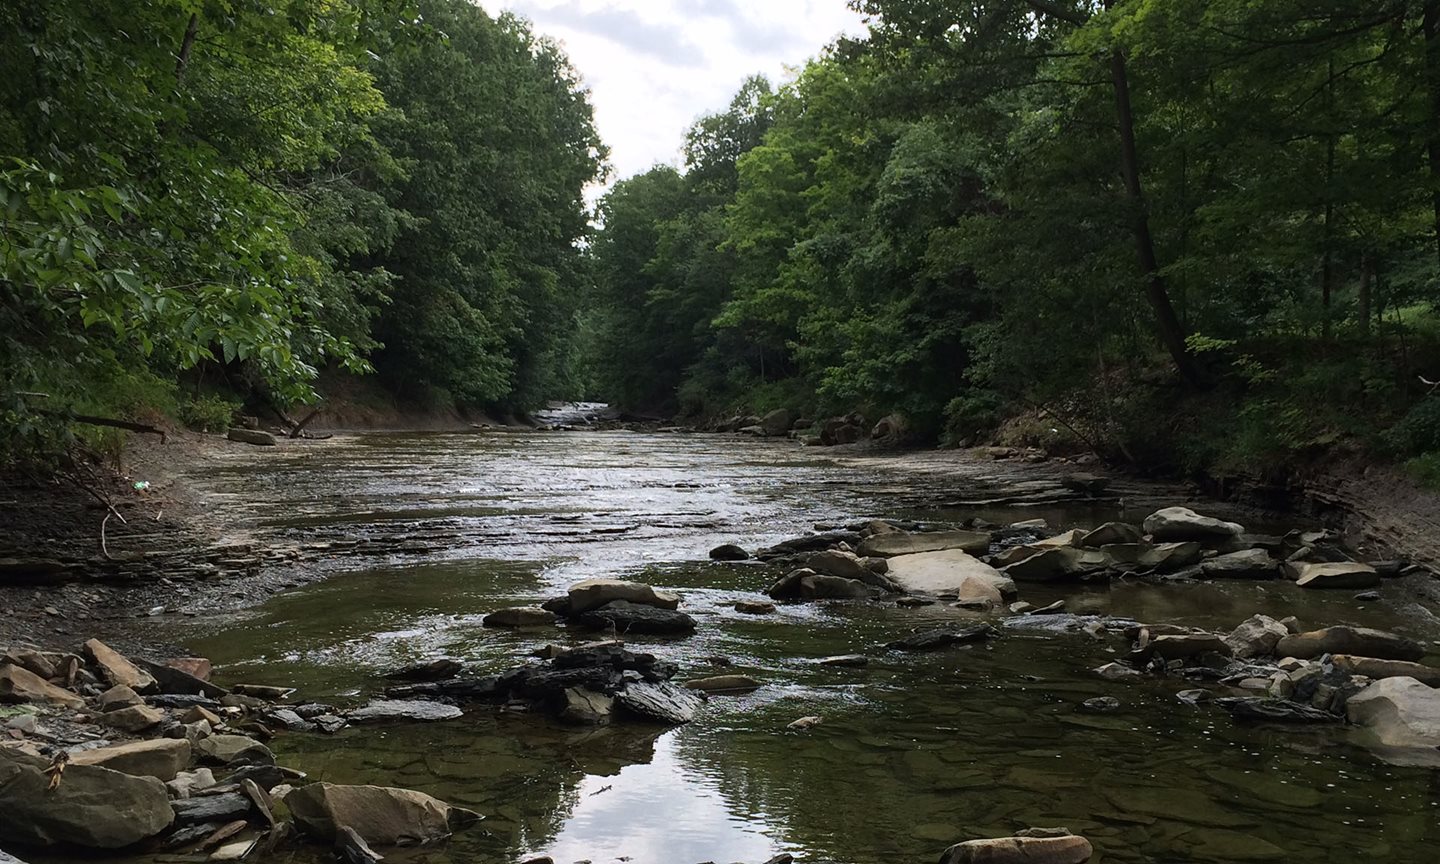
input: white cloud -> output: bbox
[481,0,867,192]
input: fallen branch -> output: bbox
[288,407,322,438]
[39,410,168,443]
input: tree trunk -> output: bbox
[175,13,199,83]
[1425,1,1440,267]
[1357,254,1372,335]
[1109,48,1204,387]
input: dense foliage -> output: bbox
[587,0,1440,478]
[0,0,601,460]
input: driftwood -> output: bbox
[288,406,323,438]
[39,409,168,443]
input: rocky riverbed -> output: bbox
[4,429,1440,863]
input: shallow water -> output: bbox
[133,433,1440,861]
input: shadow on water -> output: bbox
[119,432,1440,863]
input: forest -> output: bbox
[4,0,1440,483]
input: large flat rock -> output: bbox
[857,529,991,558]
[885,550,1016,600]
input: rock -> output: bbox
[885,550,1017,600]
[709,544,750,561]
[183,705,224,726]
[871,413,907,440]
[808,549,880,582]
[566,579,680,615]
[1216,697,1340,723]
[886,624,998,651]
[1001,547,1106,583]
[1033,529,1085,548]
[0,748,174,848]
[82,639,157,693]
[1060,473,1110,496]
[1354,590,1381,601]
[0,664,84,708]
[98,683,143,712]
[266,708,311,731]
[938,835,1093,864]
[226,428,276,446]
[819,654,868,667]
[383,659,463,681]
[2,650,57,679]
[286,782,479,846]
[684,675,760,693]
[171,792,252,825]
[481,606,558,628]
[614,681,704,724]
[1223,614,1289,659]
[557,688,614,725]
[99,704,165,732]
[1078,522,1142,548]
[166,768,216,799]
[1152,634,1232,661]
[230,684,295,700]
[1286,561,1381,589]
[1093,662,1144,681]
[1276,626,1424,662]
[1200,549,1278,580]
[1100,542,1202,573]
[165,657,213,681]
[138,659,227,698]
[209,838,257,861]
[760,408,797,436]
[195,734,274,766]
[68,738,191,782]
[796,574,880,600]
[1331,655,1440,686]
[1081,697,1122,713]
[858,529,990,558]
[757,531,860,559]
[573,600,698,634]
[1141,507,1244,542]
[347,700,463,723]
[734,600,775,615]
[787,716,823,730]
[1346,677,1440,762]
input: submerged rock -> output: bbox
[347,700,463,723]
[1215,697,1340,724]
[482,607,558,628]
[684,675,760,693]
[734,599,776,615]
[938,834,1093,864]
[1201,549,1279,580]
[382,659,463,681]
[286,782,481,846]
[886,624,997,651]
[0,748,174,848]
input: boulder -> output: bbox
[574,600,698,634]
[1223,615,1289,659]
[797,574,879,600]
[1060,473,1110,496]
[67,738,191,782]
[1033,529,1085,548]
[195,734,275,766]
[1286,561,1380,590]
[760,408,797,436]
[557,688,614,725]
[808,549,875,582]
[165,657,213,681]
[1346,677,1440,756]
[1141,507,1243,542]
[137,659,228,698]
[481,607,558,628]
[1100,542,1202,574]
[939,835,1093,864]
[886,624,997,651]
[1275,626,1424,662]
[226,428,276,446]
[871,413,907,441]
[1001,547,1106,583]
[99,704,165,732]
[734,600,776,615]
[709,544,750,561]
[0,748,173,848]
[1152,633,1232,661]
[1078,522,1142,548]
[98,684,143,712]
[858,529,990,558]
[566,579,680,615]
[615,681,704,724]
[285,782,481,846]
[82,638,156,693]
[347,700,463,723]
[0,664,84,708]
[1201,549,1279,580]
[1331,655,1440,687]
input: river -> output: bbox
[133,430,1440,863]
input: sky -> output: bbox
[479,0,868,190]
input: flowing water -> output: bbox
[132,431,1440,863]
